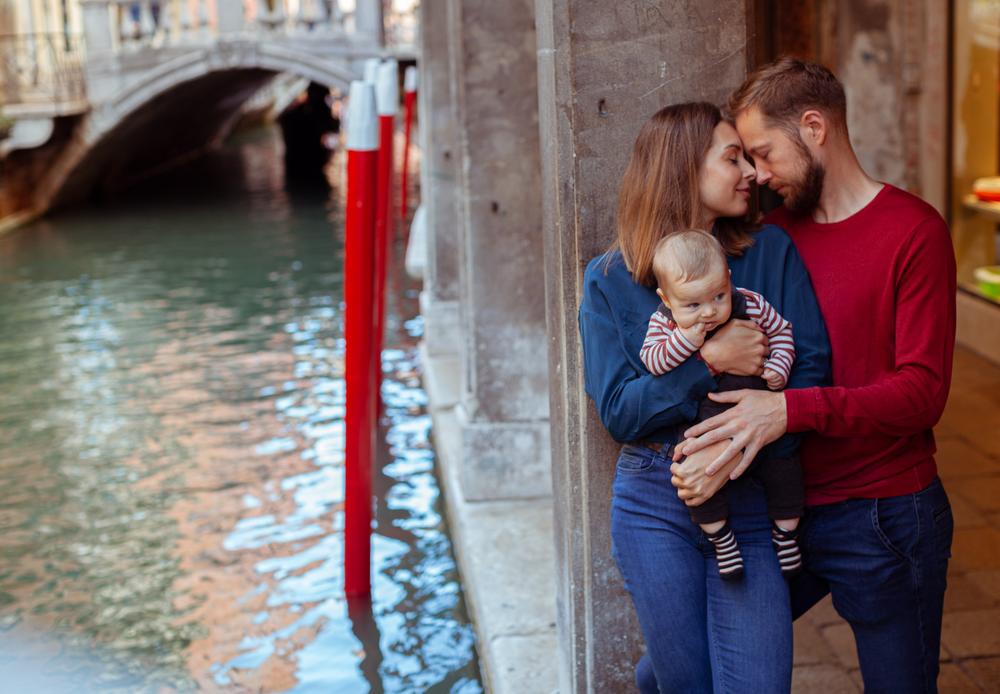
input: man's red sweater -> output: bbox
[766,185,956,505]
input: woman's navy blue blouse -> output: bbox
[579,224,831,457]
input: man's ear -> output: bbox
[656,287,670,307]
[799,109,827,147]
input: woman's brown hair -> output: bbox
[611,102,757,286]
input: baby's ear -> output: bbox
[655,288,669,306]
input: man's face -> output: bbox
[735,106,825,214]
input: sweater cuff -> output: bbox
[784,387,820,433]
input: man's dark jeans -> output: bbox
[790,477,954,693]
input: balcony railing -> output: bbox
[0,33,88,115]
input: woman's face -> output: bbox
[697,121,756,226]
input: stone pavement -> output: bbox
[793,346,1000,693]
[424,343,1000,693]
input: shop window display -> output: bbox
[953,0,1000,304]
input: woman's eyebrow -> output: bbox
[723,143,741,153]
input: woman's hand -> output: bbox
[700,320,769,376]
[669,439,742,507]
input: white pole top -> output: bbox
[404,66,419,93]
[346,81,378,151]
[363,58,381,84]
[376,60,399,116]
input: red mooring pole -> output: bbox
[372,59,398,421]
[400,66,418,222]
[344,80,379,598]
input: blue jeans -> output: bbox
[611,444,792,694]
[790,477,953,693]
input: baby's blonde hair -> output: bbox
[652,229,728,291]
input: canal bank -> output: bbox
[420,345,558,694]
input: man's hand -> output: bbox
[670,439,741,507]
[672,389,788,480]
[700,320,769,376]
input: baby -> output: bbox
[640,229,803,580]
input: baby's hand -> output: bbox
[763,367,784,390]
[679,322,708,348]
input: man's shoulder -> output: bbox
[878,184,945,226]
[868,186,951,254]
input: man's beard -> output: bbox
[782,156,825,214]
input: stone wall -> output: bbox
[535,2,752,689]
[811,0,949,214]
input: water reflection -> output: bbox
[0,127,481,692]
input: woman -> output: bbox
[579,102,830,692]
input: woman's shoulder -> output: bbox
[582,250,655,320]
[584,250,629,288]
[737,223,797,266]
[748,223,793,251]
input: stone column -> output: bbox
[417,0,461,359]
[448,0,551,501]
[534,1,752,690]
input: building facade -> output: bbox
[418,0,999,690]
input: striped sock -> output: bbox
[706,523,744,581]
[772,523,803,578]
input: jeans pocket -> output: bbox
[616,446,656,474]
[925,482,955,560]
[871,495,919,563]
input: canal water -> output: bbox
[0,126,482,693]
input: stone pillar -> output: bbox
[417,0,461,358]
[448,0,551,501]
[534,1,752,690]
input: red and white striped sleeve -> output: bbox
[739,288,796,388]
[639,309,700,375]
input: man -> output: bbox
[672,57,956,692]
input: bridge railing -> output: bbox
[0,33,88,116]
[80,0,385,57]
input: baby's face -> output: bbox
[660,265,732,331]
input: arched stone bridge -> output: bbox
[0,0,413,221]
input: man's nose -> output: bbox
[756,168,772,185]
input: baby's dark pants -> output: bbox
[687,374,805,526]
